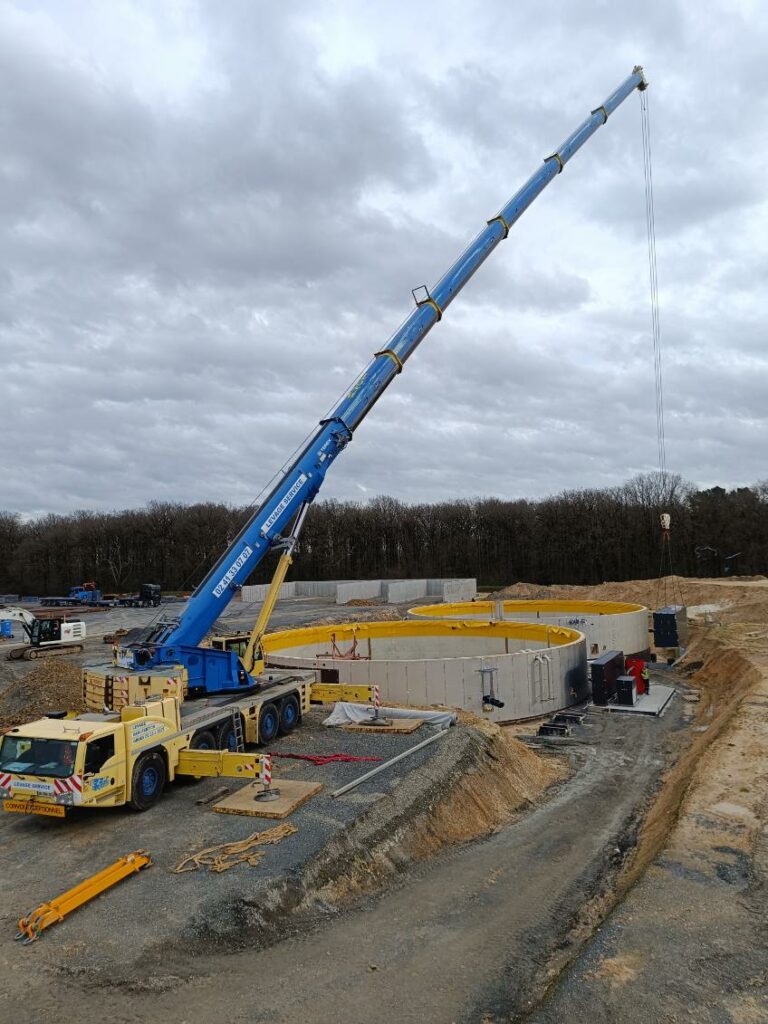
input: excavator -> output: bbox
[0,608,87,660]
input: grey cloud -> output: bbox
[1,0,767,518]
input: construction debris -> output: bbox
[172,823,298,873]
[0,660,84,729]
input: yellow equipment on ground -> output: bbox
[16,850,151,943]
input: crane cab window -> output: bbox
[84,735,115,774]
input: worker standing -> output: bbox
[642,665,650,694]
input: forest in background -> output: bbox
[1,473,767,596]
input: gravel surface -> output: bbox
[0,707,445,974]
[0,691,689,1022]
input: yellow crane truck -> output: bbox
[1,665,371,818]
[0,672,313,817]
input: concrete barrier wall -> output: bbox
[241,582,296,603]
[441,579,477,602]
[335,581,382,604]
[382,579,428,603]
[241,578,476,605]
[425,579,478,600]
[295,580,349,598]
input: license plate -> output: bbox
[3,799,66,818]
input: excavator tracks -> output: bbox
[7,644,84,661]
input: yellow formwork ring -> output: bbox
[408,599,646,619]
[262,617,583,655]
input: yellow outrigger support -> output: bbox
[16,850,151,943]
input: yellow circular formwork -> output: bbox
[262,617,583,656]
[263,617,586,723]
[408,599,649,659]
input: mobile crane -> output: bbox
[0,67,649,817]
[0,607,87,660]
[108,65,648,701]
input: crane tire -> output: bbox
[278,695,300,736]
[216,719,240,752]
[190,730,216,750]
[128,750,167,811]
[258,703,280,745]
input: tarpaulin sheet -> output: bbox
[323,702,456,729]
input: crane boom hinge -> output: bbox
[373,349,404,373]
[411,285,443,321]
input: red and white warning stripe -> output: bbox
[262,755,271,788]
[0,772,12,791]
[52,775,83,802]
[373,685,381,710]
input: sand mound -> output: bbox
[409,723,564,857]
[0,661,84,729]
[490,576,768,622]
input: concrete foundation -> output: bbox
[263,619,587,723]
[409,599,649,658]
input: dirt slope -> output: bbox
[492,574,768,623]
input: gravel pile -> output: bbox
[0,660,84,728]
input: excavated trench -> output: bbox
[127,720,565,970]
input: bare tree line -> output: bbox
[1,473,766,596]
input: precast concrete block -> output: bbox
[336,581,382,604]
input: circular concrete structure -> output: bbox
[263,619,587,723]
[409,599,649,659]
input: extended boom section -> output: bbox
[124,66,647,688]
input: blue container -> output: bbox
[0,620,13,638]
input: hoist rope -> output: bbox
[641,90,684,615]
[640,89,666,482]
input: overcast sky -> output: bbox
[2,0,767,517]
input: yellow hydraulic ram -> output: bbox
[16,850,151,944]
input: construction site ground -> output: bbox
[0,577,767,1022]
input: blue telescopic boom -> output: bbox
[157,66,647,653]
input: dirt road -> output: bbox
[0,702,684,1022]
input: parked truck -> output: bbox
[39,582,104,608]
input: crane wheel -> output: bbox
[216,719,240,752]
[258,703,280,745]
[128,751,167,811]
[278,695,300,736]
[190,730,216,750]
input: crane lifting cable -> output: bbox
[640,88,666,482]
[640,90,684,611]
